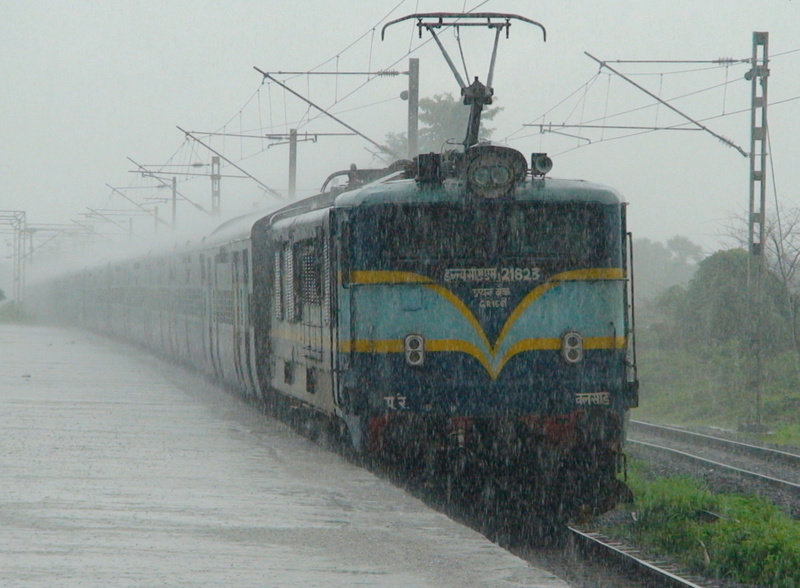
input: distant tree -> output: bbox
[678,249,788,346]
[641,247,790,350]
[638,248,800,427]
[382,93,502,160]
[683,249,753,344]
[0,287,5,302]
[666,236,704,265]
[724,208,800,293]
[644,284,690,346]
[724,208,800,375]
[633,236,703,305]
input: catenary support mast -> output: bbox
[746,32,769,430]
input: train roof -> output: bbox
[200,169,626,241]
[255,173,625,232]
[189,172,626,245]
[333,176,625,208]
[202,207,277,246]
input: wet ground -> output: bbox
[0,324,572,587]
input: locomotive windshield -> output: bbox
[351,202,622,269]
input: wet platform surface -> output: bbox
[0,324,571,587]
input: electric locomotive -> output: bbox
[320,145,638,516]
[26,11,638,520]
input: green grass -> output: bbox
[635,340,800,442]
[769,423,800,447]
[605,464,800,586]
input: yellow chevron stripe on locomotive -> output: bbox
[340,267,626,379]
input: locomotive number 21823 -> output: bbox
[498,267,541,282]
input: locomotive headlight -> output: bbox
[561,331,584,364]
[472,166,493,187]
[464,144,528,199]
[405,334,425,367]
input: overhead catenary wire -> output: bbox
[177,127,282,199]
[112,0,505,219]
[771,46,800,58]
[520,75,745,137]
[265,70,401,76]
[287,0,493,133]
[507,43,800,149]
[225,0,492,173]
[585,52,747,156]
[507,66,753,151]
[518,93,800,158]
[289,0,408,84]
[191,91,399,168]
[503,73,602,143]
[255,69,399,160]
[127,156,211,214]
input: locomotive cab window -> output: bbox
[354,202,622,268]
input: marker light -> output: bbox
[405,334,425,366]
[531,152,553,177]
[562,331,584,364]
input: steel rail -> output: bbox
[629,420,800,468]
[627,438,800,494]
[568,526,714,588]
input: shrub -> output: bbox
[617,470,800,585]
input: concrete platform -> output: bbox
[0,324,572,587]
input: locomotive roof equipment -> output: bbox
[382,13,546,149]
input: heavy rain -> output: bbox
[3,2,800,586]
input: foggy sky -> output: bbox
[2,0,799,278]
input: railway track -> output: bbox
[629,420,800,467]
[565,526,722,588]
[361,419,790,587]
[400,470,722,587]
[558,426,800,588]
[627,419,800,500]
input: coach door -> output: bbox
[232,248,256,393]
[232,250,243,386]
[206,254,222,379]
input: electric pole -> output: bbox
[745,31,769,431]
[211,156,221,216]
[407,58,419,159]
[0,210,26,301]
[171,176,177,229]
[289,129,297,199]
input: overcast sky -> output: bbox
[2,0,800,274]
